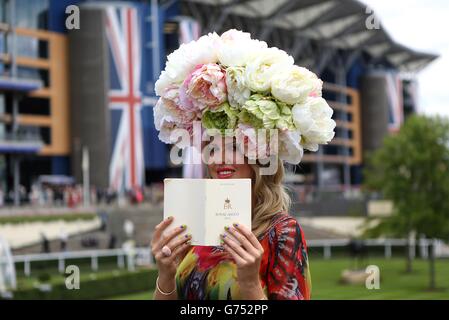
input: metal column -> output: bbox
[9,0,21,206]
[335,62,351,191]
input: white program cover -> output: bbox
[163,178,252,246]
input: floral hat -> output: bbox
[153,29,336,164]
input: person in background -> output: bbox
[60,228,68,252]
[108,234,117,249]
[40,232,50,253]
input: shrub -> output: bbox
[9,268,158,300]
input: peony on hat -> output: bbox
[153,29,336,164]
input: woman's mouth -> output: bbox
[216,167,236,179]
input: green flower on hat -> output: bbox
[202,102,239,134]
[239,94,295,130]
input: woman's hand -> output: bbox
[220,223,266,299]
[151,216,192,283]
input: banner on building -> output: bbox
[385,72,404,132]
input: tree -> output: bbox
[363,115,449,289]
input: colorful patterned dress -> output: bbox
[175,212,311,300]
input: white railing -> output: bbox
[306,238,448,259]
[10,238,448,277]
[12,247,154,276]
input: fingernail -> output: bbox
[166,216,173,220]
[224,226,229,231]
[180,224,186,229]
[185,233,191,238]
[233,223,238,227]
[220,239,224,245]
[221,233,226,238]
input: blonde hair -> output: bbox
[206,158,291,239]
[250,159,291,238]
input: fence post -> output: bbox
[324,243,331,259]
[91,254,98,271]
[126,252,135,271]
[117,254,125,268]
[419,237,429,259]
[409,233,416,260]
[434,239,442,257]
[24,259,30,277]
[384,241,392,259]
[58,255,65,273]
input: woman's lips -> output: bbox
[216,167,236,179]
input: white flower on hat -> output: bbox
[226,66,251,108]
[292,97,336,151]
[279,129,304,164]
[271,65,323,104]
[153,98,178,145]
[245,47,294,92]
[153,92,196,148]
[217,29,268,67]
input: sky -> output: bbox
[361,0,449,117]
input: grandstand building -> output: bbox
[0,0,437,204]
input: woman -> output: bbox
[150,28,335,300]
[151,139,311,300]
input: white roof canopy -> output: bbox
[180,0,438,73]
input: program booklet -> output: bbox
[163,178,252,246]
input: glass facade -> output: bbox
[15,0,49,59]
[15,0,49,29]
[17,66,49,86]
[0,0,51,199]
[0,93,6,194]
[0,0,49,72]
[0,154,5,194]
[0,94,5,143]
[0,0,8,23]
[0,0,49,28]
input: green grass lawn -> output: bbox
[108,290,154,300]
[17,269,132,291]
[107,258,449,300]
[310,258,449,299]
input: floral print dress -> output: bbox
[175,212,311,300]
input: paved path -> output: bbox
[12,202,344,255]
[12,203,163,255]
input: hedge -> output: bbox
[9,268,158,300]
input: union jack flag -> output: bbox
[105,6,145,191]
[386,72,404,133]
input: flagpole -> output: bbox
[82,146,90,207]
